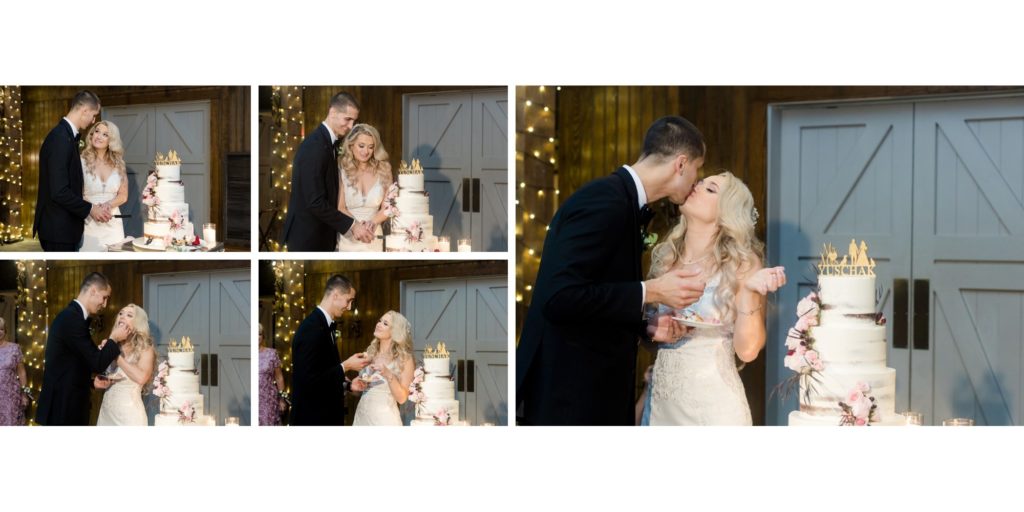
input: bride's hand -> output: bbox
[647,313,690,343]
[744,266,787,295]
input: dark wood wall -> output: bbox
[546,85,1021,425]
[261,259,506,424]
[20,86,250,244]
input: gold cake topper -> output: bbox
[168,336,193,352]
[817,239,876,276]
[423,341,449,358]
[154,150,181,165]
[398,159,424,174]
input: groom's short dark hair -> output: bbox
[69,90,101,112]
[323,274,354,297]
[640,116,705,162]
[329,92,360,113]
[79,272,110,293]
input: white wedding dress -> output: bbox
[336,169,384,252]
[351,359,402,426]
[645,273,752,426]
[96,364,148,426]
[80,160,125,252]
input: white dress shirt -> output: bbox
[72,300,89,320]
[64,117,79,138]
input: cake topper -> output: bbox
[817,240,875,276]
[423,341,449,358]
[154,149,182,165]
[398,158,424,174]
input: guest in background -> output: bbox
[0,318,29,426]
[258,323,285,426]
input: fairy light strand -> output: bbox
[0,87,25,243]
[267,86,305,251]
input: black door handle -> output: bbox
[472,178,480,213]
[913,279,929,350]
[893,278,909,349]
[462,178,470,213]
[211,353,219,387]
[467,359,475,393]
[457,359,465,392]
[200,353,208,386]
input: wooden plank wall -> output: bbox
[545,85,1021,424]
[19,86,250,244]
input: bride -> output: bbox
[642,172,786,426]
[96,304,155,426]
[337,124,395,252]
[80,120,128,251]
[351,311,415,426]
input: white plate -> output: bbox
[672,316,723,329]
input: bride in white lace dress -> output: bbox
[337,124,395,252]
[96,304,155,426]
[352,311,415,426]
[80,121,128,252]
[642,172,786,426]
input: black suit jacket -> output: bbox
[280,124,356,251]
[290,309,350,425]
[516,167,647,426]
[35,302,121,426]
[33,120,93,245]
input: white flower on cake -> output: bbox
[142,172,160,207]
[838,382,877,426]
[177,400,196,424]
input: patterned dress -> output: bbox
[258,348,282,426]
[0,342,26,426]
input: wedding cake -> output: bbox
[385,159,440,252]
[153,337,215,426]
[786,241,903,426]
[137,150,196,251]
[410,342,461,426]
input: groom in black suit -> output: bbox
[35,272,133,426]
[33,90,112,252]
[280,92,374,251]
[290,274,370,425]
[516,116,710,426]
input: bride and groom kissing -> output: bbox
[280,92,398,252]
[35,272,157,426]
[34,90,130,252]
[290,275,418,426]
[517,116,788,426]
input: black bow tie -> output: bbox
[74,133,81,142]
[639,205,655,227]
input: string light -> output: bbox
[267,86,305,251]
[516,86,560,312]
[0,87,25,243]
[272,260,305,391]
[17,260,47,424]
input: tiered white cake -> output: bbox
[154,337,215,426]
[411,342,460,426]
[137,150,195,251]
[788,241,903,426]
[385,159,439,252]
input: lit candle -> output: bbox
[942,417,974,426]
[899,411,923,426]
[225,416,240,426]
[457,238,472,252]
[203,223,216,249]
[437,236,451,252]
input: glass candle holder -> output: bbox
[942,417,974,426]
[899,411,924,426]
[225,416,240,426]
[457,238,472,252]
[203,223,217,248]
[437,236,451,252]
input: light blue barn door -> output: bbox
[768,103,914,425]
[911,97,1024,425]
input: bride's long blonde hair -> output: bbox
[119,303,155,365]
[648,171,764,325]
[81,120,127,177]
[339,124,393,189]
[364,310,413,367]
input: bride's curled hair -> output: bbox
[339,124,393,188]
[648,171,764,325]
[365,310,414,366]
[81,120,127,176]
[121,303,155,364]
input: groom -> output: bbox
[33,90,113,252]
[290,274,371,425]
[516,116,710,426]
[35,272,133,426]
[280,92,374,251]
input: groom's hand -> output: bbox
[342,352,370,373]
[647,313,690,343]
[350,378,367,392]
[350,222,373,243]
[644,268,706,309]
[90,204,112,222]
[93,376,112,390]
[110,321,135,343]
